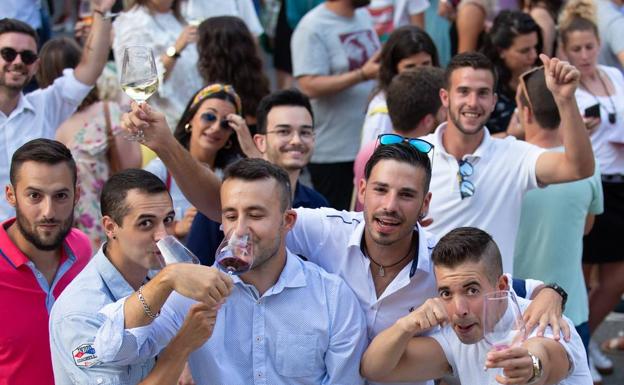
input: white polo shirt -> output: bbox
[287,208,438,385]
[0,69,92,220]
[423,124,545,274]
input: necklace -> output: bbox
[580,70,617,124]
[363,237,415,277]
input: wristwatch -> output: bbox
[166,46,180,59]
[545,283,568,312]
[526,352,543,384]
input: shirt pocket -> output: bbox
[275,332,319,377]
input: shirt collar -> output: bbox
[0,218,73,268]
[2,93,36,119]
[432,122,494,160]
[94,244,135,301]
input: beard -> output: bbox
[15,203,74,251]
[351,0,371,8]
[448,103,487,136]
[0,63,32,92]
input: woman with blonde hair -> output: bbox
[559,1,624,381]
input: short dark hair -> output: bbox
[10,139,77,186]
[364,142,432,192]
[431,227,502,285]
[255,89,314,134]
[387,67,444,133]
[518,69,560,129]
[223,158,292,211]
[0,18,38,43]
[100,169,170,224]
[444,52,497,90]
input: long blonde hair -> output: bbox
[558,0,599,46]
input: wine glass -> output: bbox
[156,235,201,266]
[78,0,93,25]
[120,46,159,141]
[483,290,526,385]
[215,232,254,275]
[182,0,203,26]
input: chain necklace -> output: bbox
[580,69,617,124]
[363,237,416,277]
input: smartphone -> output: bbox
[584,104,601,119]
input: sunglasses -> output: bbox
[518,65,543,110]
[457,160,475,199]
[200,112,231,130]
[0,47,38,65]
[377,133,434,154]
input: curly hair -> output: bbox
[480,10,542,97]
[197,16,270,119]
[377,26,439,95]
[558,0,598,46]
[173,86,244,170]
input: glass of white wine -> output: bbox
[120,46,159,141]
[182,0,203,26]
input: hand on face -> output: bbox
[397,297,449,335]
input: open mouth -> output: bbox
[461,111,481,119]
[455,323,476,334]
[374,217,401,233]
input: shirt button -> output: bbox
[256,336,262,342]
[257,372,263,377]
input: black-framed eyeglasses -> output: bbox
[200,112,231,130]
[377,133,434,153]
[458,160,475,199]
[0,47,38,65]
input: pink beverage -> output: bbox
[216,248,251,275]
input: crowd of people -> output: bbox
[1,0,623,384]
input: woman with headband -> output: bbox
[144,84,258,240]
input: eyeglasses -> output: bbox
[518,65,543,109]
[457,160,475,199]
[377,133,434,153]
[200,112,231,130]
[266,127,315,141]
[0,47,38,65]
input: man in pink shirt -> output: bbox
[354,67,445,210]
[0,138,91,385]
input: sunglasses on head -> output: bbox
[200,112,231,130]
[518,65,543,109]
[0,47,38,65]
[377,133,434,154]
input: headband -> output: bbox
[191,84,242,114]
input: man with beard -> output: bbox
[421,52,595,274]
[0,1,113,220]
[93,159,367,384]
[0,139,92,385]
[185,89,328,264]
[361,227,592,385]
[50,169,233,384]
[291,0,381,210]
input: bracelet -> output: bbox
[137,285,160,319]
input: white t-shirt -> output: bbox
[181,0,263,36]
[430,297,592,385]
[423,124,545,274]
[360,91,394,148]
[575,65,624,175]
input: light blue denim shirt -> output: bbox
[96,250,367,385]
[49,245,154,385]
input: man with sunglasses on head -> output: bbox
[421,52,594,276]
[0,0,114,221]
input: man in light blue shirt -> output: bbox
[95,159,368,385]
[49,169,233,385]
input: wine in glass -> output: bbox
[78,0,93,25]
[483,290,526,385]
[120,46,159,141]
[215,232,254,275]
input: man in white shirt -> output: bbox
[0,2,113,220]
[361,226,592,385]
[422,52,595,274]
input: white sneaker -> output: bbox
[589,339,614,374]
[589,358,603,385]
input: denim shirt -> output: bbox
[95,251,367,385]
[49,245,154,385]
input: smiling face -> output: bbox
[6,161,76,251]
[563,30,600,78]
[188,98,236,157]
[255,105,315,172]
[359,159,430,247]
[499,32,539,76]
[105,189,175,271]
[397,52,433,73]
[441,67,497,136]
[435,261,507,344]
[0,32,38,92]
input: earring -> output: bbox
[184,123,192,133]
[223,140,232,149]
[418,213,426,220]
